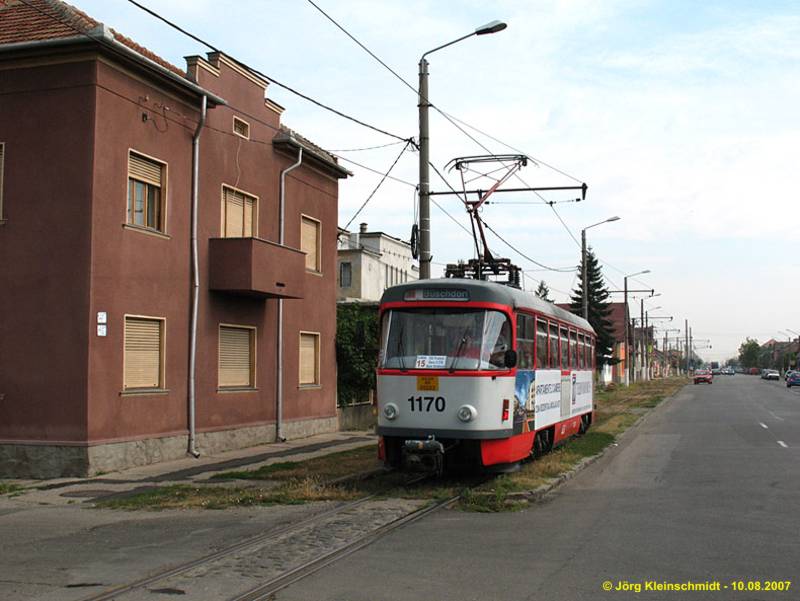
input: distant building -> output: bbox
[337,223,418,302]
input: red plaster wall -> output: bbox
[0,60,95,442]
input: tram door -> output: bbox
[559,326,571,418]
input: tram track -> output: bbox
[77,472,439,601]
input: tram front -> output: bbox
[376,281,518,472]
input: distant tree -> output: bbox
[568,248,616,368]
[534,280,553,303]
[738,338,760,368]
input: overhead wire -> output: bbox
[342,140,412,230]
[123,0,411,143]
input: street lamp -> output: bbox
[624,269,650,385]
[581,216,621,319]
[418,20,507,279]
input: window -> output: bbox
[232,116,250,139]
[516,314,534,369]
[299,332,320,386]
[549,323,559,369]
[124,316,164,390]
[536,318,548,368]
[339,261,352,288]
[577,334,585,369]
[0,142,5,220]
[128,151,165,232]
[570,330,578,368]
[301,216,321,272]
[219,325,255,389]
[222,186,257,237]
[560,326,569,368]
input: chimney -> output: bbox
[359,222,368,234]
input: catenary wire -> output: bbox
[123,0,411,143]
[343,140,412,230]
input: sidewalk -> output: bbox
[4,430,376,506]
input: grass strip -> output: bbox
[0,481,24,495]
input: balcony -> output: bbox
[209,237,305,299]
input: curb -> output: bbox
[497,382,687,504]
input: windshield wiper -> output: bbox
[449,327,472,373]
[396,324,407,371]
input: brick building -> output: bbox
[0,0,349,476]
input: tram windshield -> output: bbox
[380,308,512,371]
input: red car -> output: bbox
[694,369,713,384]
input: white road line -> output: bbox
[777,441,788,448]
[759,422,768,429]
[768,411,785,421]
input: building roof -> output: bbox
[1,0,339,166]
[0,0,185,76]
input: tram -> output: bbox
[376,278,596,472]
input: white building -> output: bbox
[337,223,418,302]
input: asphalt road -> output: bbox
[277,376,800,601]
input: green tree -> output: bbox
[534,280,553,303]
[336,303,380,405]
[738,338,760,368]
[568,247,616,367]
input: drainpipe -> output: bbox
[277,144,303,442]
[187,95,208,458]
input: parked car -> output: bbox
[764,370,780,381]
[787,372,800,388]
[784,370,797,381]
[694,369,713,384]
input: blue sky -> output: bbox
[70,0,800,361]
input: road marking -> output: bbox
[777,441,788,448]
[759,422,768,429]
[768,410,785,421]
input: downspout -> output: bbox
[188,95,208,457]
[277,144,304,442]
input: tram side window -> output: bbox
[577,333,584,369]
[549,323,559,368]
[536,318,548,368]
[588,338,594,369]
[570,330,578,368]
[560,326,569,368]
[516,314,534,369]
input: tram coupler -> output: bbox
[402,437,445,476]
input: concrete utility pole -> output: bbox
[581,217,620,320]
[685,319,690,374]
[417,21,506,280]
[640,298,645,382]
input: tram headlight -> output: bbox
[457,404,477,423]
[383,403,399,420]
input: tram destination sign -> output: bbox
[403,288,470,301]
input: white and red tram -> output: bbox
[376,279,596,471]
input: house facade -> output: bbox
[0,0,348,477]
[337,223,418,302]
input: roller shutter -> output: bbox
[301,217,319,272]
[124,318,163,389]
[219,326,254,388]
[128,152,162,187]
[299,332,319,385]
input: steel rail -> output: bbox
[79,472,430,601]
[227,492,463,601]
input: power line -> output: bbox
[343,140,412,230]
[482,221,576,273]
[123,0,410,142]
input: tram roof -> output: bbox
[381,278,594,334]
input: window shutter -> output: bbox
[129,153,162,187]
[301,218,319,271]
[299,333,318,385]
[124,318,162,389]
[224,188,244,237]
[219,326,253,387]
[243,195,254,237]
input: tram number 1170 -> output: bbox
[407,396,446,412]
